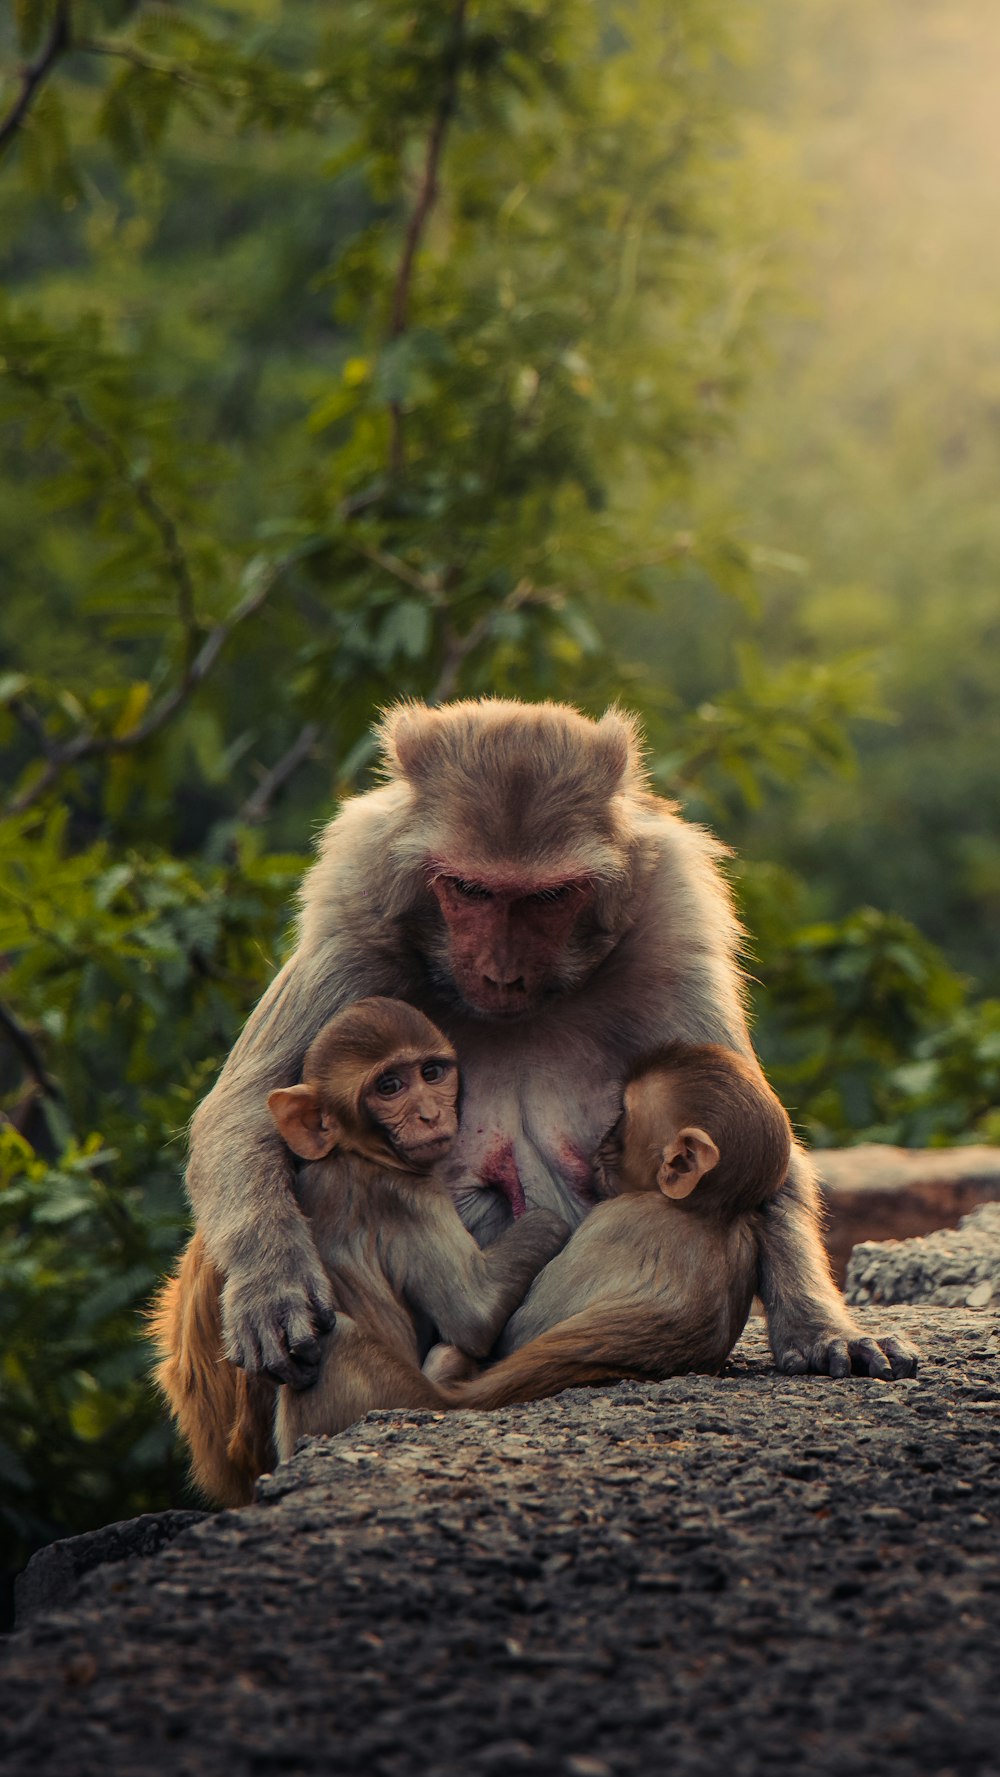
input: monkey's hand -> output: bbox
[776,1327,918,1380]
[221,1251,337,1389]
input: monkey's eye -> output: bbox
[595,1112,624,1161]
[374,1073,405,1097]
[451,877,493,900]
[421,1061,452,1084]
[529,884,572,904]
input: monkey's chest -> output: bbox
[443,1050,622,1238]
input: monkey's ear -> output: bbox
[377,701,440,784]
[656,1127,720,1200]
[267,1085,340,1160]
[594,708,640,794]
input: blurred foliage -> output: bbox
[618,0,1000,990]
[0,0,998,1596]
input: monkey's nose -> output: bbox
[483,975,527,993]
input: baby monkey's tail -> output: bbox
[442,1303,725,1411]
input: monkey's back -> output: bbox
[499,1192,760,1371]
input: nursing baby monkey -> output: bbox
[150,997,570,1502]
[153,999,791,1503]
[436,1039,792,1408]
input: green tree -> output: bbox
[0,0,783,1598]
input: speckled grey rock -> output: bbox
[14,1512,209,1627]
[846,1200,1000,1308]
[814,1144,1000,1282]
[1,1307,998,1777]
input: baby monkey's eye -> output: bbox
[374,1073,404,1097]
[421,1061,451,1084]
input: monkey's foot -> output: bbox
[422,1343,481,1385]
[776,1328,919,1380]
[222,1259,337,1389]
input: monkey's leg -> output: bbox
[148,1234,277,1507]
[273,1317,444,1461]
[758,1145,918,1379]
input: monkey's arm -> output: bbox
[403,1204,572,1359]
[186,950,348,1386]
[757,1145,918,1379]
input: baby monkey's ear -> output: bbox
[656,1126,720,1200]
[267,1084,341,1160]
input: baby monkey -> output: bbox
[151,997,569,1502]
[439,1041,793,1410]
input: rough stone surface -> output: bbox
[846,1201,1000,1309]
[2,1306,999,1777]
[14,1512,209,1627]
[815,1144,1000,1283]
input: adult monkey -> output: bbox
[186,697,917,1389]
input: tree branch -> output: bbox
[4,564,283,818]
[386,0,468,473]
[238,723,321,825]
[0,0,72,160]
[0,1000,59,1101]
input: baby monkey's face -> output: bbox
[362,1054,459,1165]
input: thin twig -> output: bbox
[9,366,200,648]
[77,37,222,96]
[0,0,72,159]
[353,541,442,600]
[4,566,282,817]
[238,722,321,825]
[386,0,468,472]
[429,578,536,705]
[40,380,199,646]
[0,1001,59,1100]
[9,696,54,755]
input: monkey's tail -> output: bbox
[441,1303,726,1412]
[146,1233,276,1508]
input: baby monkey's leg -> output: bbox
[274,1315,444,1459]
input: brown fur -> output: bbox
[147,1233,276,1507]
[178,696,915,1407]
[444,1046,792,1412]
[153,1001,568,1502]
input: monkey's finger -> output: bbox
[264,1321,328,1390]
[223,1320,263,1373]
[821,1339,853,1379]
[848,1337,894,1381]
[880,1334,919,1379]
[310,1299,338,1335]
[778,1346,809,1375]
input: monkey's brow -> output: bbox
[425,856,590,883]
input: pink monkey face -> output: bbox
[429,874,596,1018]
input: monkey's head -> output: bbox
[377,698,645,1020]
[596,1042,792,1217]
[267,997,459,1174]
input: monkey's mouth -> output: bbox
[462,988,537,1021]
[406,1133,454,1158]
